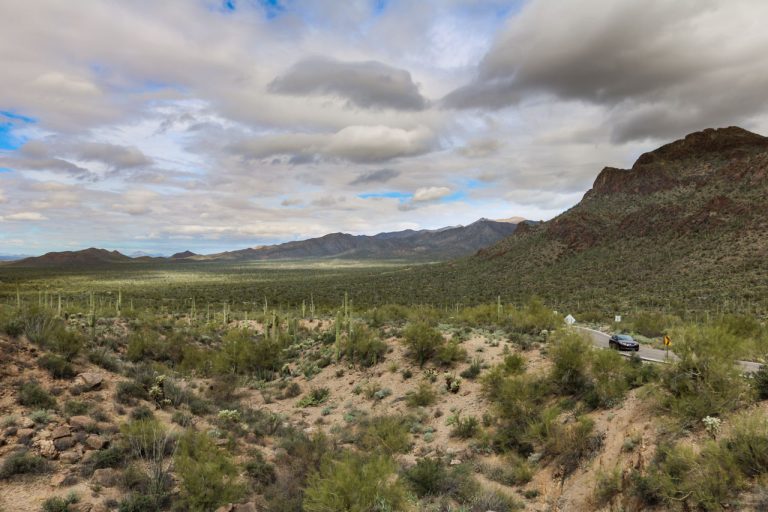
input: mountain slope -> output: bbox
[360,127,768,311]
[8,248,133,268]
[190,218,520,261]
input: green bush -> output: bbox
[356,415,412,454]
[339,324,387,367]
[405,381,436,407]
[18,381,56,409]
[403,322,444,367]
[587,349,629,408]
[754,364,768,400]
[117,494,158,512]
[42,493,79,512]
[297,387,330,408]
[245,450,277,489]
[544,416,603,478]
[214,328,282,377]
[0,450,49,479]
[448,412,479,439]
[303,452,409,512]
[460,357,484,379]
[437,340,467,366]
[403,457,448,497]
[470,489,521,512]
[175,430,244,512]
[38,354,76,379]
[115,381,149,405]
[549,331,592,395]
[723,411,768,477]
[661,326,751,424]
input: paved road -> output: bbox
[574,325,763,374]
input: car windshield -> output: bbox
[617,335,634,341]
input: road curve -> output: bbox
[573,325,762,374]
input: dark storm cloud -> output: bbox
[444,0,768,141]
[269,56,428,111]
[349,168,400,185]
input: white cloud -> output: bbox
[413,186,452,202]
[1,212,49,221]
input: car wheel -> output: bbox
[634,346,640,352]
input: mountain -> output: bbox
[8,219,522,267]
[360,127,768,310]
[195,219,520,261]
[9,248,133,267]
[0,254,31,261]
[170,250,198,259]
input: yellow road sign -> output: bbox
[663,335,671,347]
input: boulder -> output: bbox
[38,439,58,458]
[84,435,106,450]
[69,416,95,430]
[52,425,71,439]
[92,468,118,487]
[54,436,76,451]
[19,417,35,429]
[75,373,103,390]
[16,428,35,444]
[59,450,81,464]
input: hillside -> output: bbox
[191,218,520,262]
[356,127,768,312]
[6,248,134,268]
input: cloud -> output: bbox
[229,124,435,164]
[76,142,152,169]
[349,168,400,186]
[444,0,768,141]
[1,211,48,221]
[413,186,452,202]
[457,138,500,158]
[0,188,6,203]
[269,56,428,110]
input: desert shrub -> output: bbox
[460,357,484,379]
[403,321,444,367]
[587,349,629,408]
[723,410,768,477]
[42,493,79,512]
[282,382,302,399]
[18,381,56,409]
[88,348,121,372]
[483,372,548,453]
[117,494,158,512]
[214,328,282,377]
[81,446,125,476]
[593,468,623,507]
[632,311,675,338]
[64,399,90,416]
[447,411,479,439]
[297,387,330,408]
[754,364,768,399]
[21,307,59,345]
[470,489,521,512]
[245,450,277,489]
[403,457,448,497]
[506,297,559,334]
[549,331,592,395]
[544,416,603,477]
[340,324,387,367]
[480,454,533,486]
[0,450,49,479]
[405,381,436,407]
[437,340,468,366]
[175,429,244,512]
[356,415,412,454]
[30,409,52,424]
[303,452,408,512]
[49,327,83,360]
[38,354,76,379]
[115,380,149,405]
[661,326,751,424]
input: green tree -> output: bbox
[402,322,444,367]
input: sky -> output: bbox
[1,0,768,256]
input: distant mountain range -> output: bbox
[4,218,526,267]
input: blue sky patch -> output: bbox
[359,191,412,201]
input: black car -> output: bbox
[609,334,640,351]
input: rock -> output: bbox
[51,472,78,487]
[19,417,35,429]
[215,505,235,512]
[54,436,76,451]
[449,458,462,466]
[69,416,95,430]
[59,450,81,464]
[75,372,103,390]
[3,426,18,438]
[38,439,58,458]
[84,435,106,450]
[234,503,259,512]
[16,428,35,444]
[52,425,71,439]
[95,422,117,434]
[527,452,543,464]
[92,468,118,487]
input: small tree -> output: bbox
[174,430,244,511]
[403,322,444,367]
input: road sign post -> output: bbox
[663,335,671,360]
